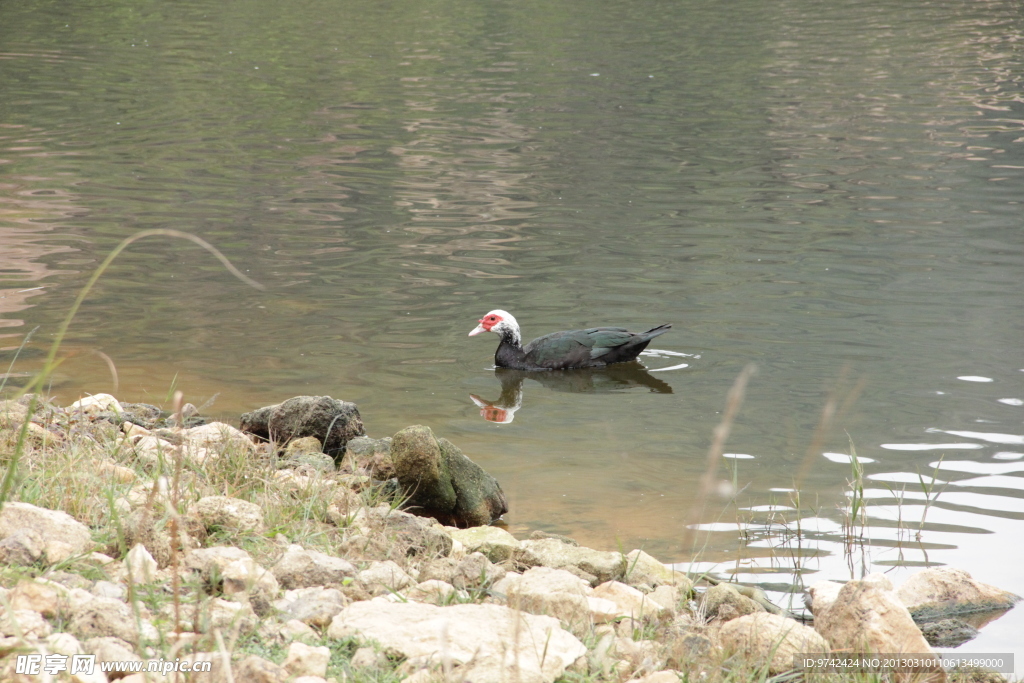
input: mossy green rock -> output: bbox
[390,426,508,528]
[392,426,457,513]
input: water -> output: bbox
[2,0,1023,662]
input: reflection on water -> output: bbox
[470,362,674,423]
[2,0,1024,662]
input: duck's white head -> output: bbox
[469,309,521,345]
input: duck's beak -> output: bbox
[468,321,486,336]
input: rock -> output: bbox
[806,580,844,616]
[0,527,45,565]
[391,426,507,528]
[0,399,29,427]
[274,587,350,627]
[183,421,256,457]
[70,394,123,415]
[195,597,258,634]
[193,495,265,534]
[240,396,364,458]
[593,581,670,622]
[328,598,587,683]
[272,544,356,589]
[91,581,126,601]
[9,579,70,618]
[700,583,765,621]
[493,567,593,632]
[125,543,158,583]
[351,646,388,669]
[284,436,324,457]
[0,502,94,564]
[612,637,665,673]
[650,585,681,614]
[123,508,195,568]
[123,433,177,466]
[447,526,520,563]
[405,580,464,603]
[515,538,626,584]
[347,506,454,558]
[84,637,143,680]
[69,597,144,643]
[280,619,319,643]
[665,631,713,667]
[282,437,336,474]
[896,567,1021,621]
[625,550,693,592]
[118,402,164,429]
[344,436,395,479]
[0,608,52,638]
[452,552,506,590]
[814,578,942,676]
[221,557,280,614]
[357,560,415,594]
[184,545,252,580]
[719,612,829,674]
[94,460,137,484]
[417,557,459,584]
[283,641,330,678]
[626,671,685,683]
[236,654,289,683]
[920,618,980,648]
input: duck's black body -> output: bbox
[469,310,671,372]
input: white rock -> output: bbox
[125,435,177,466]
[357,560,415,594]
[328,599,587,683]
[46,632,83,655]
[896,566,1021,619]
[405,580,464,603]
[10,579,70,618]
[70,394,122,415]
[0,501,94,564]
[125,543,158,583]
[626,671,685,683]
[0,608,51,638]
[184,546,251,576]
[193,495,265,534]
[283,641,330,678]
[806,580,843,616]
[183,422,255,455]
[592,581,669,621]
[586,597,622,624]
[719,612,830,674]
[493,566,593,632]
[814,578,940,672]
[272,544,355,589]
[351,646,387,669]
[625,550,693,590]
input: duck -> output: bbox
[468,309,671,371]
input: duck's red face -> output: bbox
[469,311,504,336]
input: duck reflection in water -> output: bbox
[469,362,673,424]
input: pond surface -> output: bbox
[2,0,1023,662]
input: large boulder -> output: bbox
[390,426,507,527]
[719,612,829,674]
[327,598,586,683]
[814,577,942,678]
[0,501,94,564]
[240,396,364,458]
[896,567,1020,621]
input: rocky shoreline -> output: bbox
[0,392,1019,683]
